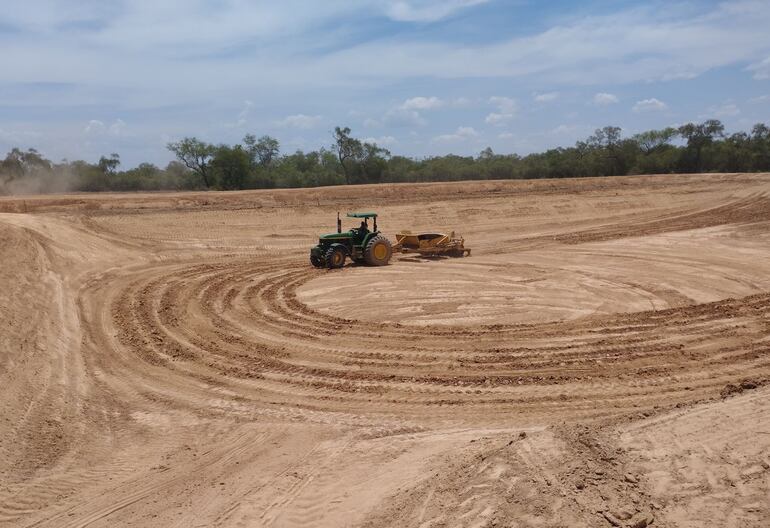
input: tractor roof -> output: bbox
[346,212,377,218]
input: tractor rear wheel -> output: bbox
[325,246,346,269]
[364,235,392,266]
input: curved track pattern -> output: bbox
[94,255,770,424]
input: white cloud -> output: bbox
[498,132,514,139]
[364,135,397,146]
[400,96,444,110]
[489,96,517,114]
[632,98,667,112]
[6,1,770,88]
[433,126,479,142]
[485,96,517,125]
[485,113,514,125]
[84,119,126,136]
[708,103,740,118]
[225,100,254,128]
[298,2,770,85]
[109,119,127,136]
[238,100,253,119]
[593,92,619,106]
[275,114,323,129]
[384,0,489,22]
[749,94,770,103]
[534,91,559,103]
[377,96,445,129]
[747,56,770,80]
[383,108,427,127]
[84,120,105,134]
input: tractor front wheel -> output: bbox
[325,246,346,269]
[364,235,392,266]
[310,254,324,268]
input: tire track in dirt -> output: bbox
[550,193,770,245]
[95,247,770,424]
[619,386,770,527]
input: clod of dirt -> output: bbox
[602,511,623,527]
[624,473,639,484]
[612,508,634,521]
[602,509,654,528]
[628,511,655,528]
[721,378,762,398]
[740,380,758,390]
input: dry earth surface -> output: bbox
[1,173,770,527]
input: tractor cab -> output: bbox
[310,212,392,269]
[345,212,377,244]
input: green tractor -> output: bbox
[310,212,393,269]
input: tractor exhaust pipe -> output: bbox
[337,211,341,233]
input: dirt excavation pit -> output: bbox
[1,173,770,527]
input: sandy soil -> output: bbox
[1,173,769,527]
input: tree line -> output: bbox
[2,120,770,194]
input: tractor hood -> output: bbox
[319,232,353,240]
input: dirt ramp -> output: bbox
[0,222,64,477]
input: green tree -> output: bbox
[167,137,215,188]
[331,127,392,184]
[243,134,280,188]
[98,153,120,175]
[244,134,280,168]
[358,142,390,184]
[385,155,418,183]
[71,160,108,192]
[587,126,622,149]
[586,126,625,175]
[749,123,770,171]
[752,123,770,141]
[478,147,496,160]
[6,120,770,194]
[678,120,724,172]
[333,126,364,184]
[1,148,27,185]
[633,127,677,154]
[211,145,250,190]
[1,148,52,185]
[163,161,193,189]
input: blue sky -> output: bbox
[1,0,769,167]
